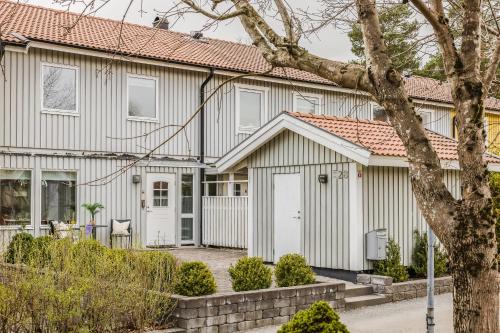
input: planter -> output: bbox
[171,281,345,332]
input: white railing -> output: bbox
[202,196,248,249]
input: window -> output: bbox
[0,170,31,226]
[181,174,194,242]
[236,85,267,133]
[42,63,78,113]
[41,171,76,225]
[204,174,228,196]
[372,106,388,122]
[294,93,321,114]
[152,181,168,207]
[128,75,158,120]
[418,110,433,130]
[233,173,248,197]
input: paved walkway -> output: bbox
[245,293,455,333]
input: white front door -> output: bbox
[146,173,176,246]
[273,173,301,262]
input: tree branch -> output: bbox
[180,0,245,21]
[274,0,297,43]
[484,36,500,91]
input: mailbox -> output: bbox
[366,229,387,260]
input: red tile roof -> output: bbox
[1,0,499,111]
[288,112,500,163]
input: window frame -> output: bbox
[292,92,323,114]
[40,62,80,116]
[39,169,79,228]
[126,73,159,123]
[0,168,34,229]
[235,83,269,134]
[181,174,194,244]
[370,103,388,122]
[417,110,434,131]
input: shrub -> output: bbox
[174,261,217,296]
[228,257,272,291]
[4,232,34,264]
[374,239,409,282]
[134,250,178,291]
[278,301,349,333]
[274,254,315,287]
[410,230,448,278]
[29,235,54,267]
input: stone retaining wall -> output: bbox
[356,274,452,302]
[172,282,345,333]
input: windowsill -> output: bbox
[42,110,79,117]
[127,116,160,123]
[0,225,34,230]
[237,127,258,135]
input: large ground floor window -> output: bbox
[41,171,77,225]
[0,170,32,226]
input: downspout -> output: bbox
[199,68,214,246]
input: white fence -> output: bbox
[202,196,248,249]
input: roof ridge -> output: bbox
[0,0,257,50]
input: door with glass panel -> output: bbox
[146,174,176,246]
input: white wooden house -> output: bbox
[1,1,500,273]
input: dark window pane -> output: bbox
[182,174,193,214]
[373,107,388,122]
[181,218,193,241]
[0,170,31,226]
[41,171,76,225]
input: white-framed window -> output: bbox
[41,171,77,226]
[293,92,322,114]
[371,104,388,122]
[0,169,32,227]
[181,174,194,243]
[41,63,79,114]
[127,74,158,121]
[418,110,434,130]
[235,84,268,134]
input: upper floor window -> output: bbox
[372,106,388,122]
[235,84,268,134]
[293,92,322,114]
[42,63,78,113]
[418,110,433,130]
[128,75,158,121]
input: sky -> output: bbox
[27,0,356,62]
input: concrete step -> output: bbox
[344,285,374,298]
[345,294,388,310]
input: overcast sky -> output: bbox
[29,0,356,62]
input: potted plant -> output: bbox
[81,203,104,226]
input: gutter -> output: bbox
[199,68,214,247]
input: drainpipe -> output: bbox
[199,68,214,247]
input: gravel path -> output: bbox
[245,293,456,333]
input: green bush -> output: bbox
[374,239,409,282]
[228,257,272,291]
[278,301,349,333]
[174,261,217,296]
[134,250,178,291]
[410,230,448,278]
[274,254,315,287]
[28,236,54,267]
[4,232,34,264]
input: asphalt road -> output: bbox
[245,293,455,333]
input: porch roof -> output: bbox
[216,112,500,172]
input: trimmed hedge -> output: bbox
[228,256,272,291]
[274,254,315,287]
[374,239,409,282]
[174,261,217,296]
[278,301,349,333]
[4,232,35,264]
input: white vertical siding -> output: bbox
[361,166,461,269]
[0,154,199,250]
[202,196,247,248]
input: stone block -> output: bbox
[403,291,417,299]
[262,308,280,319]
[356,274,371,284]
[226,293,245,304]
[185,329,199,333]
[392,283,411,293]
[176,308,199,319]
[305,294,321,304]
[273,316,290,325]
[336,283,346,292]
[206,296,227,307]
[274,298,291,308]
[416,288,427,298]
[237,320,257,331]
[256,318,274,327]
[177,318,207,330]
[238,301,256,312]
[335,291,344,300]
[245,291,263,302]
[183,297,208,309]
[311,286,327,295]
[280,306,296,316]
[199,327,219,333]
[296,286,313,297]
[262,290,280,300]
[255,300,274,310]
[198,306,218,317]
[245,310,263,321]
[219,304,238,315]
[371,275,393,286]
[218,324,238,333]
[206,315,226,326]
[279,288,297,298]
[227,312,245,324]
[292,296,306,306]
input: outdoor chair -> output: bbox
[110,219,132,249]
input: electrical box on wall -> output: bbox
[366,229,388,260]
